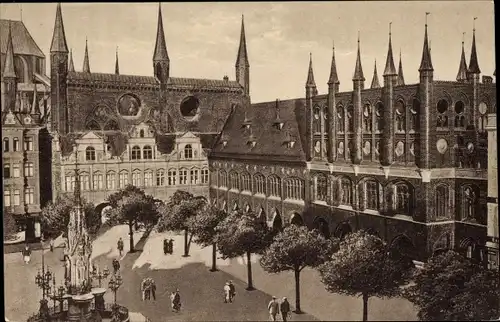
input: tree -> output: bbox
[215,210,272,290]
[3,208,18,241]
[404,250,500,321]
[187,204,228,271]
[156,190,206,257]
[40,194,100,240]
[106,185,159,253]
[318,230,411,321]
[260,225,338,313]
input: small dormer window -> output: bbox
[284,132,296,148]
[140,129,144,138]
[247,134,257,148]
[288,140,296,148]
[274,120,284,130]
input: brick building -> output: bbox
[210,22,496,263]
[47,3,249,213]
[1,19,52,241]
[486,82,498,269]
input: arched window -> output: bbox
[4,164,10,178]
[454,101,466,128]
[229,172,239,190]
[363,104,372,132]
[14,56,27,83]
[144,170,154,186]
[3,138,9,152]
[375,102,384,132]
[132,170,142,186]
[315,174,327,202]
[435,185,449,218]
[156,169,165,186]
[285,178,304,200]
[219,170,228,188]
[340,177,352,205]
[4,190,11,207]
[167,169,177,186]
[131,146,141,160]
[364,180,379,210]
[410,99,419,131]
[268,175,281,197]
[478,102,488,132]
[143,145,153,159]
[184,144,193,159]
[241,172,251,191]
[395,100,405,133]
[347,105,354,132]
[118,171,129,188]
[86,147,96,161]
[13,138,19,151]
[394,183,412,215]
[314,106,321,134]
[436,99,449,128]
[106,171,116,190]
[337,107,345,133]
[254,173,265,194]
[461,186,477,221]
[139,129,145,138]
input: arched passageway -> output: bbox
[389,235,417,268]
[290,213,304,226]
[334,222,352,240]
[313,218,330,239]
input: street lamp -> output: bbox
[91,265,110,288]
[35,267,53,299]
[108,273,123,321]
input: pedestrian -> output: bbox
[228,280,236,302]
[171,289,181,312]
[22,244,32,264]
[168,239,174,254]
[268,296,279,322]
[163,239,168,255]
[223,282,231,303]
[140,278,146,301]
[151,279,156,301]
[144,278,151,300]
[117,237,124,257]
[112,258,120,274]
[280,297,291,322]
[49,238,54,252]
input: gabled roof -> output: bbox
[0,19,44,57]
[211,98,307,162]
[67,71,159,85]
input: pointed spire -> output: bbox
[32,82,41,115]
[353,32,365,81]
[83,38,90,73]
[397,50,405,85]
[50,3,69,53]
[236,15,249,67]
[468,18,481,74]
[370,59,381,89]
[328,41,340,85]
[3,22,17,78]
[419,13,434,72]
[456,34,468,81]
[153,3,169,62]
[68,49,75,72]
[383,23,397,76]
[115,47,120,75]
[306,53,317,87]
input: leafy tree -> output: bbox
[260,225,338,313]
[215,210,272,290]
[404,250,500,321]
[156,190,206,257]
[318,230,411,321]
[187,204,228,271]
[106,185,159,252]
[40,194,100,240]
[3,207,18,241]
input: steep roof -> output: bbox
[153,3,169,62]
[211,98,307,162]
[49,3,68,54]
[0,20,45,57]
[468,29,481,74]
[370,60,380,89]
[67,71,158,85]
[2,22,16,79]
[456,41,468,81]
[167,77,242,90]
[383,31,397,76]
[419,24,433,72]
[236,15,249,67]
[328,43,340,85]
[306,54,316,87]
[352,38,365,81]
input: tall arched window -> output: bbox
[118,170,129,188]
[106,171,116,190]
[254,173,265,194]
[3,138,9,152]
[285,178,304,200]
[375,102,384,132]
[337,106,345,133]
[395,100,405,133]
[157,169,165,186]
[394,183,412,215]
[365,180,379,210]
[241,172,251,191]
[315,174,327,202]
[219,170,228,188]
[454,101,466,128]
[410,99,419,131]
[139,129,145,138]
[93,172,103,190]
[268,175,281,197]
[184,144,193,159]
[340,177,352,205]
[478,102,488,132]
[436,99,449,128]
[229,172,239,190]
[347,105,354,132]
[363,104,372,132]
[143,145,153,159]
[86,147,96,161]
[435,184,449,218]
[131,146,141,160]
[144,170,154,186]
[461,186,477,220]
[13,138,19,151]
[132,170,142,186]
[314,106,321,134]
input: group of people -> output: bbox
[163,238,174,255]
[140,277,157,300]
[223,280,236,303]
[268,296,291,322]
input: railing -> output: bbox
[26,303,130,321]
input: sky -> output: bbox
[0,2,495,103]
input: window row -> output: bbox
[4,188,35,207]
[64,168,209,191]
[3,137,34,152]
[3,163,35,178]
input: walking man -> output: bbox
[112,258,120,274]
[117,237,124,257]
[22,244,31,264]
[163,239,169,255]
[280,297,291,322]
[49,238,54,252]
[223,282,231,303]
[168,239,174,254]
[267,296,280,321]
[228,280,236,303]
[151,279,156,301]
[171,289,181,312]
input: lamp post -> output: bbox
[91,265,110,288]
[108,273,123,321]
[35,243,53,299]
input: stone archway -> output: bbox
[290,212,304,226]
[313,217,330,239]
[459,237,483,263]
[389,234,417,268]
[334,222,352,240]
[95,202,111,225]
[271,209,283,232]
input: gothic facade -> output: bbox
[210,23,496,264]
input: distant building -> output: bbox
[1,19,51,241]
[210,22,496,264]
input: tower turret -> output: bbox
[456,33,468,82]
[370,59,380,89]
[50,3,69,134]
[305,53,317,161]
[397,50,405,86]
[468,18,480,136]
[68,49,75,72]
[235,15,250,96]
[3,22,17,113]
[327,44,338,162]
[328,41,340,93]
[352,34,364,164]
[83,38,90,73]
[382,23,397,166]
[153,3,170,83]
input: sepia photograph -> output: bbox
[1,2,498,321]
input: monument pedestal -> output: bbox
[91,288,107,312]
[67,293,95,321]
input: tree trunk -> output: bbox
[246,251,254,290]
[362,293,369,322]
[294,269,302,313]
[128,222,134,253]
[182,229,190,257]
[210,243,218,272]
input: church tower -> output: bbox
[327,43,339,162]
[153,3,170,83]
[382,24,397,166]
[236,15,250,96]
[3,23,17,113]
[305,54,317,162]
[352,34,365,165]
[50,3,69,134]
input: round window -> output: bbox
[395,141,404,157]
[436,139,448,154]
[478,102,487,115]
[180,96,200,120]
[118,94,141,116]
[437,99,449,114]
[454,101,465,114]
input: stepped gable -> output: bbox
[0,19,45,57]
[212,98,307,161]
